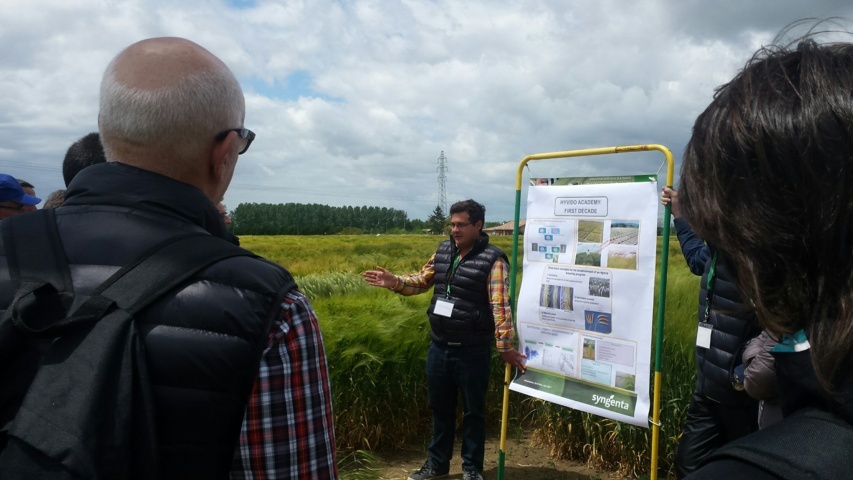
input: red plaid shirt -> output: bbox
[231,290,337,479]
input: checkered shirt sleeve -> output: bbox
[392,254,437,295]
[490,257,515,352]
[231,290,338,480]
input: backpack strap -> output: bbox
[1,209,73,294]
[71,231,256,319]
[3,215,255,337]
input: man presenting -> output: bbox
[363,199,526,480]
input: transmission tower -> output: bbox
[437,151,448,216]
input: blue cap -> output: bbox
[0,174,41,205]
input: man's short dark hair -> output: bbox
[450,199,485,229]
[17,179,34,189]
[63,132,106,187]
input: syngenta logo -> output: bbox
[592,394,630,411]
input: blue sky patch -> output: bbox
[244,70,343,102]
[226,0,257,9]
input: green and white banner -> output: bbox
[510,177,658,428]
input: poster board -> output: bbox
[509,176,658,427]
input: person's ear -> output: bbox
[210,131,235,182]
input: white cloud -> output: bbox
[1,0,852,220]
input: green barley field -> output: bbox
[240,234,699,479]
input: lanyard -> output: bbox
[446,254,461,296]
[703,251,718,323]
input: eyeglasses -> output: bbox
[214,128,256,155]
[450,222,472,229]
[0,203,25,211]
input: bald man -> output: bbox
[0,38,336,479]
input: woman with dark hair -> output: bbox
[680,30,853,479]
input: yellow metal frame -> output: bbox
[497,144,674,480]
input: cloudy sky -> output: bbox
[1,0,852,222]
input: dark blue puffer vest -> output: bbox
[0,163,296,479]
[696,252,761,405]
[428,233,507,347]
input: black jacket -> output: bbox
[428,233,507,346]
[0,162,295,479]
[675,218,760,405]
[696,254,761,404]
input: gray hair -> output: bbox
[99,56,245,166]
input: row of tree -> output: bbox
[230,203,448,235]
[228,202,675,237]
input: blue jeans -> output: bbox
[426,341,491,473]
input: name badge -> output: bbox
[434,298,455,317]
[696,322,712,349]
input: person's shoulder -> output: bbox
[207,252,296,294]
[484,242,507,260]
[436,239,452,251]
[216,252,291,277]
[486,242,506,254]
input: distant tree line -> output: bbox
[231,202,434,235]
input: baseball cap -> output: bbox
[0,174,41,205]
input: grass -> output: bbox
[240,233,697,479]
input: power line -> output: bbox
[1,160,514,208]
[0,160,61,173]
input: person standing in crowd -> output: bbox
[661,187,760,478]
[217,201,232,226]
[0,37,336,479]
[363,199,526,480]
[15,179,38,213]
[41,189,66,209]
[676,30,853,480]
[216,201,240,246]
[0,174,40,220]
[63,132,106,186]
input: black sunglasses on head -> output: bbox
[214,128,256,155]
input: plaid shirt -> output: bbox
[231,290,338,480]
[390,253,515,352]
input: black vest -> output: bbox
[428,234,507,346]
[695,252,761,405]
[0,163,296,479]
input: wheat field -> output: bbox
[240,234,699,479]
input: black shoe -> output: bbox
[462,468,484,480]
[408,460,449,480]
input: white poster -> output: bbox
[510,179,658,427]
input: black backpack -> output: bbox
[691,406,853,479]
[0,209,255,479]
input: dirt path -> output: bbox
[374,433,628,480]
